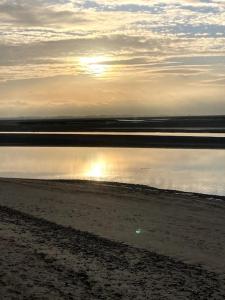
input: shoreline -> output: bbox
[1,177,225,201]
[55,179,225,201]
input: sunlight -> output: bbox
[86,160,106,179]
[79,56,109,77]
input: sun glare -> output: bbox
[86,161,106,179]
[79,56,109,77]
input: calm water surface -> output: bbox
[0,147,225,196]
[2,132,225,137]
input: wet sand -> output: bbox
[0,178,225,299]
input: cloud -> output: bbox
[0,0,88,26]
[0,0,225,116]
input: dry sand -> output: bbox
[0,178,225,299]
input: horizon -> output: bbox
[1,114,225,121]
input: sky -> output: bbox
[0,0,225,118]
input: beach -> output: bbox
[0,178,225,299]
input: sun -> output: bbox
[79,56,108,77]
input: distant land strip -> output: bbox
[0,116,225,133]
[1,133,225,149]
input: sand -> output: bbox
[0,178,225,299]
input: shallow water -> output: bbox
[2,132,225,137]
[0,147,225,196]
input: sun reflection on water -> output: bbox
[86,160,106,179]
[0,148,225,196]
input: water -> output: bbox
[0,147,225,196]
[2,132,225,137]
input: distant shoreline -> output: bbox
[1,133,225,149]
[0,115,225,133]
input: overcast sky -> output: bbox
[0,0,225,117]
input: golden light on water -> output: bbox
[86,160,106,179]
[79,56,109,77]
